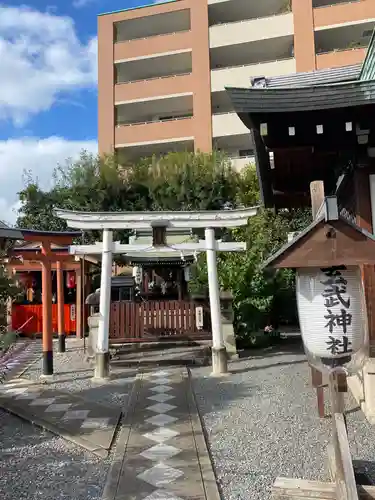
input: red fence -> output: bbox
[12,304,77,336]
[110,300,211,342]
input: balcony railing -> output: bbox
[313,0,361,9]
[116,115,193,127]
[115,29,191,44]
[210,56,294,71]
[116,72,191,86]
[316,44,368,55]
[209,11,291,28]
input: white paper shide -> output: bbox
[296,266,366,361]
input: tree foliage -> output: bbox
[0,244,20,337]
[17,151,240,240]
[189,165,312,334]
[16,150,312,335]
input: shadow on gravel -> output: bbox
[230,357,307,375]
[238,337,304,360]
[353,460,375,486]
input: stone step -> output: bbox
[111,345,211,367]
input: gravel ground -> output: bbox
[0,409,110,500]
[0,338,134,500]
[192,342,375,500]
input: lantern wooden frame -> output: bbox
[264,196,375,499]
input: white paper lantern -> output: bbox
[184,266,191,282]
[132,266,142,285]
[296,266,368,373]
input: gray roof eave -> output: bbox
[226,79,375,114]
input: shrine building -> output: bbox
[226,29,375,422]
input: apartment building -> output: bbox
[98,0,375,168]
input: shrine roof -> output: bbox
[126,233,198,262]
[226,28,375,115]
[262,64,361,89]
[226,79,375,114]
[126,256,195,266]
[0,223,81,241]
[262,196,375,269]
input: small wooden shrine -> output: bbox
[126,227,198,302]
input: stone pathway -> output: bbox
[0,340,41,381]
[102,367,219,500]
[0,377,121,458]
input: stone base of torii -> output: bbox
[55,207,258,378]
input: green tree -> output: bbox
[16,152,311,337]
[189,163,311,336]
[0,241,20,338]
[17,150,241,233]
[133,150,240,211]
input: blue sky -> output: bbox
[0,0,160,224]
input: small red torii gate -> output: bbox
[5,228,82,376]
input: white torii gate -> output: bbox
[55,207,258,378]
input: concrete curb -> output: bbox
[101,373,142,500]
[185,368,222,500]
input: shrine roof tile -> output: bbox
[264,64,361,89]
[226,79,375,115]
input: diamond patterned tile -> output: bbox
[143,427,180,444]
[147,393,174,403]
[62,409,90,420]
[29,397,56,406]
[146,403,176,414]
[152,377,171,385]
[4,387,28,395]
[143,490,184,500]
[140,443,181,461]
[152,371,170,377]
[81,417,110,430]
[15,391,42,401]
[137,463,183,487]
[112,377,136,385]
[146,414,177,427]
[150,385,172,394]
[45,403,73,413]
[2,380,25,387]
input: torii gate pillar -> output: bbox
[95,229,113,380]
[205,228,228,375]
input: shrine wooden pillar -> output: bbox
[310,181,326,417]
[56,260,66,353]
[41,241,53,376]
[76,265,83,339]
[355,168,375,355]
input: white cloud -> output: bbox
[72,0,97,8]
[0,137,97,225]
[0,5,97,125]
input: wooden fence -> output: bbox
[109,300,211,342]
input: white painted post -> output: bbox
[205,227,228,376]
[95,229,113,380]
[369,174,375,235]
